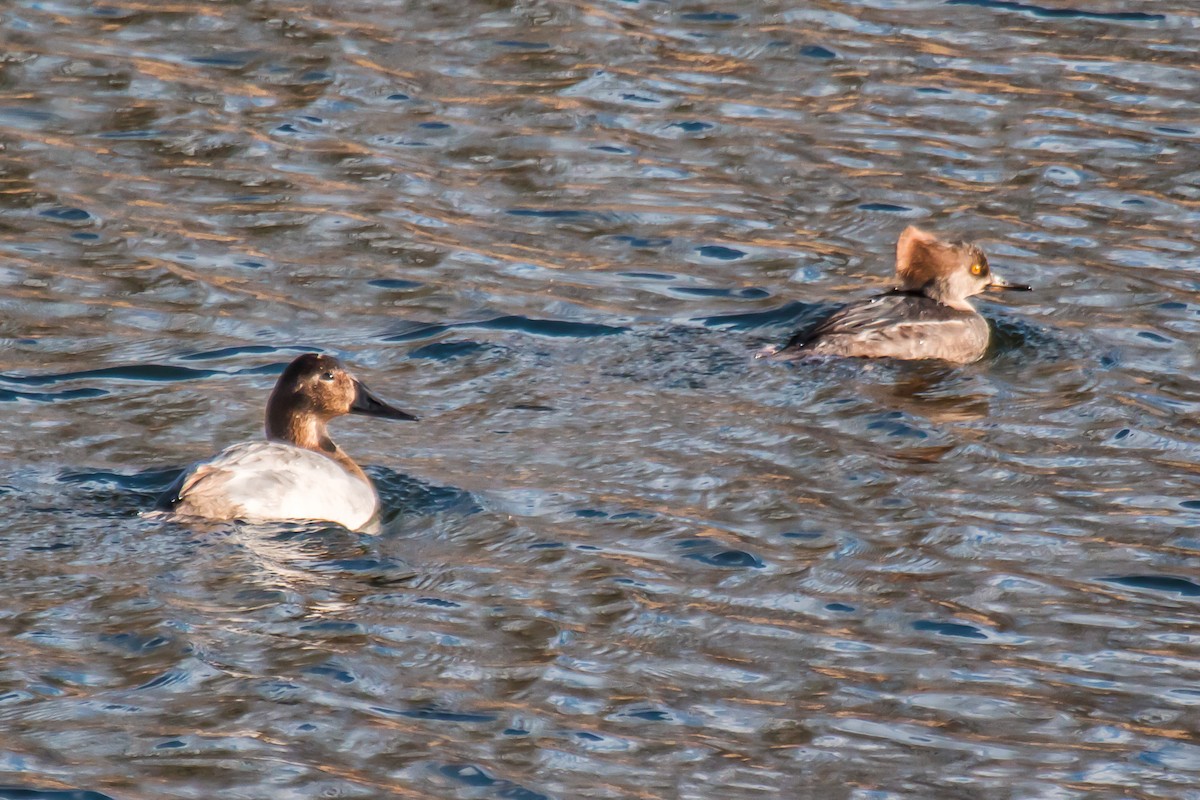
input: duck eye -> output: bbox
[970,262,985,276]
[320,371,335,381]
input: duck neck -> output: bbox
[921,278,976,312]
[265,407,370,485]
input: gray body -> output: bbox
[777,292,991,364]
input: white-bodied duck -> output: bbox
[158,353,417,530]
[759,226,1031,364]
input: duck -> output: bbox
[758,226,1031,364]
[157,353,417,530]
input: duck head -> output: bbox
[895,226,1030,310]
[265,353,416,451]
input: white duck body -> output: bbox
[168,441,380,530]
[158,353,417,531]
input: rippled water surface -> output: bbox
[3,1,1200,797]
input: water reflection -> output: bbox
[3,0,1200,797]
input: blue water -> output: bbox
[2,1,1200,798]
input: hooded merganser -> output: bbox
[158,353,418,530]
[759,226,1031,363]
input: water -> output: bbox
[2,1,1200,797]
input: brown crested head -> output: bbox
[265,353,417,450]
[893,226,1028,307]
[895,226,979,289]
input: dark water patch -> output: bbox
[58,467,183,519]
[858,202,911,213]
[382,321,452,343]
[369,467,482,521]
[1137,330,1172,344]
[3,364,217,387]
[379,705,497,723]
[826,603,855,612]
[495,40,551,49]
[71,232,100,240]
[303,664,355,684]
[669,121,712,132]
[416,597,460,608]
[235,588,287,605]
[369,278,424,290]
[179,344,310,361]
[188,52,257,67]
[509,404,554,412]
[782,531,824,540]
[986,316,1075,362]
[913,620,989,640]
[0,789,117,800]
[59,468,183,494]
[867,411,930,439]
[946,0,1166,21]
[136,670,188,690]
[100,632,171,653]
[800,45,837,59]
[38,206,91,222]
[1181,500,1200,510]
[676,539,764,569]
[472,315,629,338]
[437,764,548,800]
[316,559,416,584]
[96,129,161,140]
[697,300,824,331]
[613,235,672,248]
[591,144,630,154]
[300,620,364,633]
[28,542,73,553]
[408,341,490,360]
[619,270,675,280]
[155,740,186,750]
[696,245,746,260]
[0,107,57,123]
[1103,575,1200,597]
[529,542,565,550]
[418,121,451,130]
[672,286,771,300]
[387,93,410,101]
[574,509,608,519]
[615,706,673,722]
[681,11,740,21]
[231,360,296,376]
[620,93,660,104]
[0,387,108,403]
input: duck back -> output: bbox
[161,441,380,530]
[778,293,990,363]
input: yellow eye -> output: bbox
[970,262,984,275]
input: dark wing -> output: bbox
[785,294,925,346]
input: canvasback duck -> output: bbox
[759,226,1031,364]
[158,353,417,530]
